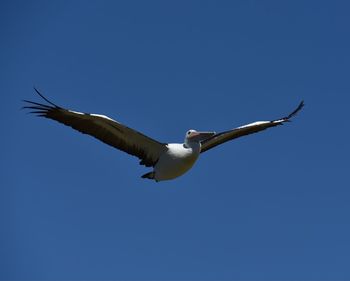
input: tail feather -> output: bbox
[141,171,155,180]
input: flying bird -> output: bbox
[23,89,304,182]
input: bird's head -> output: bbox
[185,129,215,146]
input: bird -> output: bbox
[23,89,304,182]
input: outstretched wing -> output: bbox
[200,101,304,153]
[23,88,168,167]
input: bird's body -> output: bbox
[23,89,304,182]
[152,142,201,181]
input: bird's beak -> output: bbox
[189,131,216,142]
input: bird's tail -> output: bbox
[141,171,156,180]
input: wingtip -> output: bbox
[286,100,305,120]
[299,100,305,109]
[22,91,58,116]
[32,87,60,108]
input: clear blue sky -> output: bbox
[1,1,350,280]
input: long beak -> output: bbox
[189,131,216,142]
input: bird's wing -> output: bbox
[23,89,168,167]
[200,101,304,153]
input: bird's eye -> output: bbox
[187,131,191,135]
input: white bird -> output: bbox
[23,89,304,182]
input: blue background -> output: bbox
[1,1,350,280]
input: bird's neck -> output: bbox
[184,141,201,154]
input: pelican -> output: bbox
[23,89,304,182]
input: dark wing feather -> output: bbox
[23,89,168,167]
[200,101,304,153]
